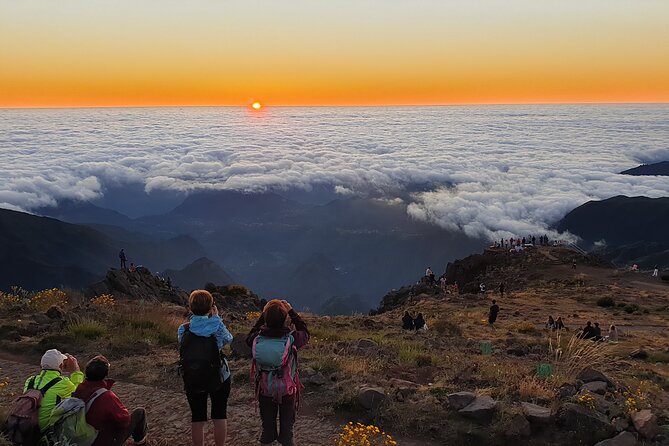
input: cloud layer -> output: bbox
[1,105,668,239]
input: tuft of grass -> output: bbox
[518,376,555,403]
[67,319,107,340]
[510,321,539,334]
[431,318,462,336]
[624,304,640,314]
[548,332,608,384]
[596,296,615,307]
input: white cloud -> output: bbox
[0,105,668,239]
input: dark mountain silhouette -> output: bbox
[162,257,235,292]
[0,209,206,291]
[557,195,669,267]
[620,161,669,176]
[15,189,486,311]
[36,199,135,227]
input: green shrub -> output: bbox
[67,319,106,340]
[596,296,615,307]
[624,304,640,314]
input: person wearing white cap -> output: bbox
[23,349,84,433]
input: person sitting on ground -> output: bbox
[555,317,566,330]
[579,321,596,340]
[402,311,414,330]
[178,290,234,446]
[128,263,137,273]
[246,299,309,446]
[546,316,555,330]
[592,322,603,341]
[606,325,619,342]
[488,300,500,329]
[413,313,427,331]
[24,349,84,433]
[72,356,147,446]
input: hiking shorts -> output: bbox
[186,378,231,422]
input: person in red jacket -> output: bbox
[73,356,148,446]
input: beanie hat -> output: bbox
[41,349,67,370]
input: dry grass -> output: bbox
[518,376,555,402]
[548,332,608,384]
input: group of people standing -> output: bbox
[402,311,428,331]
[8,291,309,446]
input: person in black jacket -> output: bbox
[402,311,414,330]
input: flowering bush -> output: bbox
[0,291,21,310]
[90,294,116,309]
[246,311,262,320]
[337,422,397,446]
[576,391,595,410]
[29,288,68,311]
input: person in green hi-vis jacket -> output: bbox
[23,349,84,432]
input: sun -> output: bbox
[251,101,263,110]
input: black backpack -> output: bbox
[179,323,222,393]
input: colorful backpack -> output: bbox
[44,388,107,446]
[6,376,61,446]
[251,334,302,404]
[179,323,222,393]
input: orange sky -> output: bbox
[1,0,668,107]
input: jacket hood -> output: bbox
[187,315,223,337]
[74,379,115,400]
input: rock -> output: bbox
[558,383,577,398]
[306,372,327,386]
[356,338,378,350]
[357,387,386,410]
[557,403,616,444]
[630,409,658,439]
[32,313,51,325]
[583,381,609,395]
[521,402,552,424]
[458,396,499,422]
[612,417,630,432]
[577,368,613,385]
[629,349,648,360]
[594,431,638,446]
[301,367,316,377]
[504,413,531,438]
[447,391,477,410]
[45,305,65,320]
[230,334,252,358]
[506,344,529,356]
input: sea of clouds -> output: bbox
[1,104,667,240]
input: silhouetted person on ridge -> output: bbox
[402,311,414,330]
[488,300,499,329]
[119,249,127,269]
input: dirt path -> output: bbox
[0,358,338,446]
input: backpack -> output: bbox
[44,388,107,446]
[179,323,222,393]
[251,334,302,403]
[6,376,62,446]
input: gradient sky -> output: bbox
[1,0,668,107]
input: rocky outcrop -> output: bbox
[357,387,386,410]
[521,402,552,424]
[87,267,188,305]
[447,391,477,410]
[594,431,638,446]
[458,396,499,422]
[557,403,616,444]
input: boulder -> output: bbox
[389,378,419,401]
[557,403,616,444]
[305,372,327,386]
[504,413,530,438]
[45,306,65,320]
[459,396,499,422]
[594,431,638,446]
[630,409,658,439]
[230,334,252,358]
[558,383,577,398]
[447,391,477,410]
[612,417,630,432]
[521,402,553,424]
[357,387,386,410]
[629,349,648,360]
[31,313,51,325]
[577,368,613,385]
[583,381,609,395]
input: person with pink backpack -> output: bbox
[246,299,309,446]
